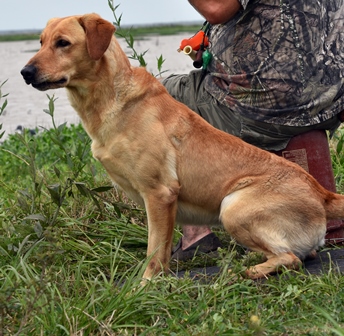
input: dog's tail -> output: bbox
[324,191,344,220]
[304,173,344,220]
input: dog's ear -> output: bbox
[79,14,116,60]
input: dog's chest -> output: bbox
[91,140,145,203]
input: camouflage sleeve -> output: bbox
[238,0,251,9]
[205,0,344,127]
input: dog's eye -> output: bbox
[56,39,71,48]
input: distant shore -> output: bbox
[0,22,203,41]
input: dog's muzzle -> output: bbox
[20,64,67,91]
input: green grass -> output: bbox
[1,1,344,333]
[115,24,203,37]
[0,90,344,335]
[0,33,41,42]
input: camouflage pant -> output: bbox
[162,70,341,151]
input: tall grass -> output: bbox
[1,3,344,335]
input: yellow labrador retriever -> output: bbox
[21,13,344,280]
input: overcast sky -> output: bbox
[0,0,203,31]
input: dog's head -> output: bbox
[20,13,115,91]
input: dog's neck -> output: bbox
[66,37,135,141]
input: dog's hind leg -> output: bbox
[222,213,302,278]
[219,191,324,279]
[245,252,302,279]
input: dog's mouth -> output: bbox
[30,78,68,91]
[21,64,68,91]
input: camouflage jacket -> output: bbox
[205,0,344,126]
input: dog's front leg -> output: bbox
[142,187,178,280]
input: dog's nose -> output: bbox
[20,64,37,84]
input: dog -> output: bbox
[21,13,344,280]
